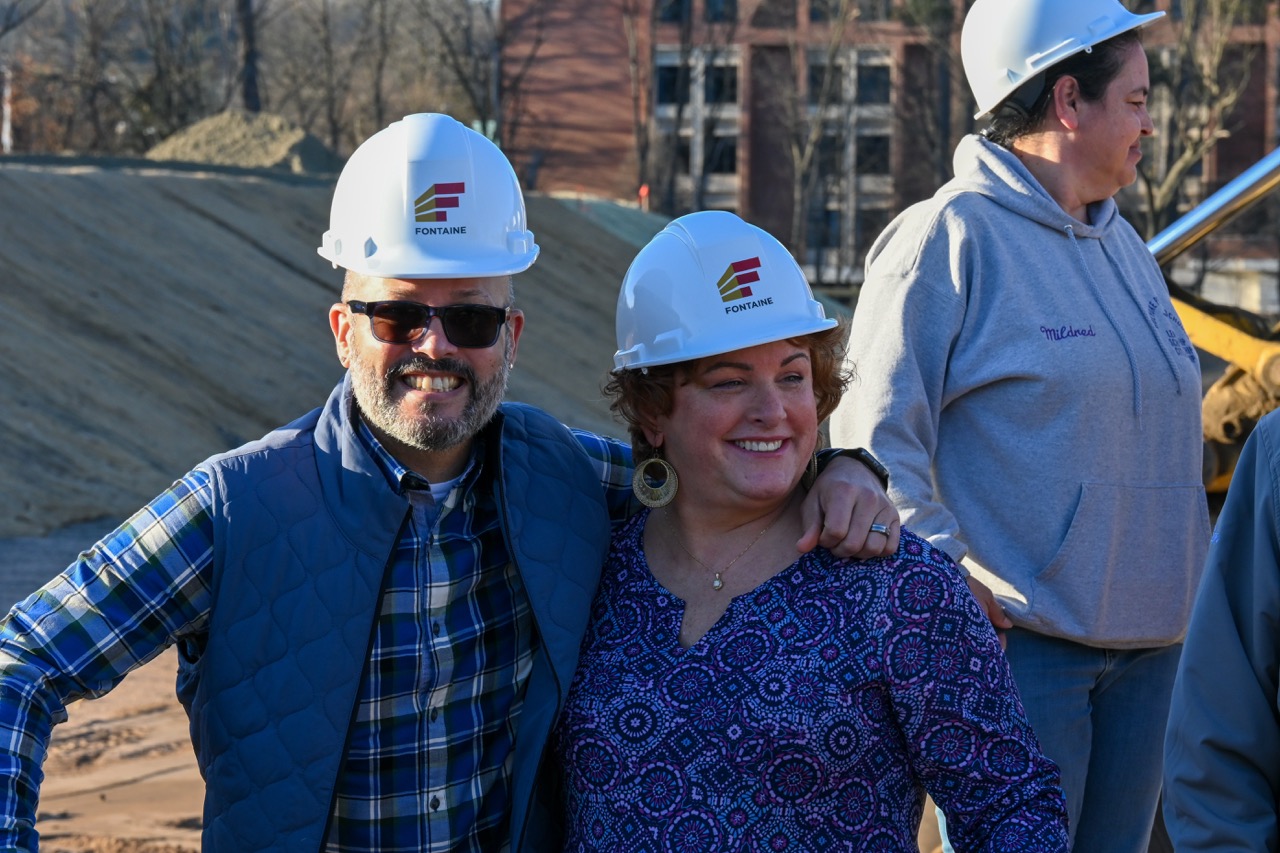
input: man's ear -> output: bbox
[505,308,525,368]
[330,302,354,369]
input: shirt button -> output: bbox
[430,706,439,722]
[430,796,440,811]
[432,622,441,637]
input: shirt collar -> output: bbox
[353,409,490,496]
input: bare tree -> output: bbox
[5,0,448,157]
[411,0,496,132]
[655,0,696,212]
[366,0,395,129]
[627,0,744,216]
[688,2,739,212]
[621,0,655,200]
[264,0,378,152]
[255,0,462,155]
[63,0,135,151]
[496,0,553,152]
[236,0,261,112]
[780,0,858,280]
[315,0,365,151]
[895,0,969,196]
[0,0,47,43]
[1135,0,1264,238]
[408,0,553,152]
[0,0,51,152]
[12,0,231,153]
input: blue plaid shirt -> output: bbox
[0,419,634,851]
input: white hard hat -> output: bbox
[614,210,836,371]
[318,113,538,278]
[962,0,1163,120]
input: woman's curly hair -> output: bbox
[605,320,853,461]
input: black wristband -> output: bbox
[814,447,890,490]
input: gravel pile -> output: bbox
[146,110,343,174]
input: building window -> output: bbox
[657,0,691,24]
[751,0,795,27]
[705,65,739,104]
[656,65,691,105]
[856,65,890,104]
[855,134,890,175]
[1240,0,1267,24]
[813,0,890,22]
[857,0,891,20]
[807,206,842,251]
[817,133,844,174]
[705,135,737,174]
[855,207,891,263]
[706,0,737,23]
[676,137,692,174]
[810,0,838,22]
[808,62,845,105]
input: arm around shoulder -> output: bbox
[570,427,637,525]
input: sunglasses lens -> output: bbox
[361,302,505,347]
[441,306,503,347]
[369,303,430,344]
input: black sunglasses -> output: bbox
[347,300,510,348]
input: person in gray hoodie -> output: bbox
[831,1,1209,851]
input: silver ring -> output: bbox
[869,522,890,536]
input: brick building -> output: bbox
[501,0,1280,299]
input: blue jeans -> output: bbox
[938,629,1180,853]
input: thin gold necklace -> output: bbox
[666,511,784,591]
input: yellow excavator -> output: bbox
[1148,147,1280,494]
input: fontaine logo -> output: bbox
[717,257,774,315]
[415,182,466,222]
[718,257,761,301]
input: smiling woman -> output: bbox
[550,211,1070,851]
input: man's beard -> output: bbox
[349,342,511,453]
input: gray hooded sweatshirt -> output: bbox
[832,134,1209,648]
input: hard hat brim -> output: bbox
[614,315,838,372]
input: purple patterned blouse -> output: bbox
[554,511,1068,852]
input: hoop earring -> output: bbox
[632,456,679,508]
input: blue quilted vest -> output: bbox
[174,376,611,851]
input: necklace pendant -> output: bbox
[712,572,724,591]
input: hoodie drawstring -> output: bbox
[1100,237,1188,404]
[1066,224,1148,427]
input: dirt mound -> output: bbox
[146,111,342,174]
[0,163,654,540]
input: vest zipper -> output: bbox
[315,507,412,851]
